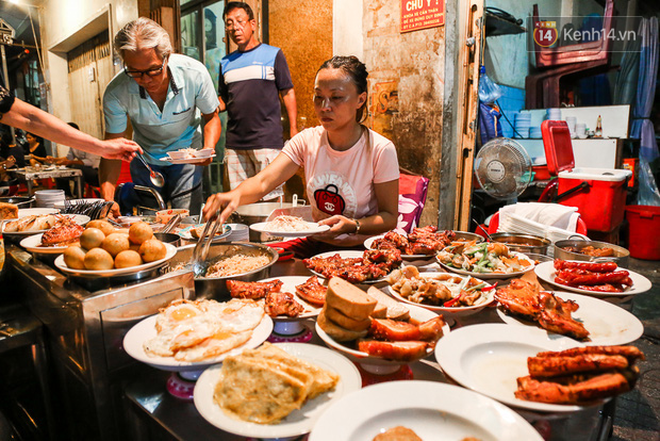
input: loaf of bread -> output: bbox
[324,304,372,332]
[326,277,377,320]
[367,286,410,321]
[0,202,18,220]
[317,308,368,342]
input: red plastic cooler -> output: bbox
[541,120,632,232]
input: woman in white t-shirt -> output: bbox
[203,56,399,254]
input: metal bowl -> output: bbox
[153,232,182,247]
[489,233,551,255]
[554,239,630,268]
[0,196,34,208]
[174,243,279,301]
[451,231,485,244]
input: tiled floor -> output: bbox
[611,258,660,440]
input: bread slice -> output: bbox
[367,286,410,321]
[0,202,18,221]
[326,277,376,321]
[317,308,368,342]
[324,304,372,331]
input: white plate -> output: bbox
[386,272,495,317]
[316,303,450,367]
[178,224,231,242]
[257,276,324,320]
[309,380,543,441]
[54,242,177,277]
[496,290,644,346]
[437,251,535,279]
[535,260,652,297]
[193,342,361,439]
[434,323,598,413]
[123,313,273,372]
[159,154,216,164]
[250,221,330,237]
[2,213,89,237]
[20,233,78,254]
[306,250,398,284]
[363,234,429,260]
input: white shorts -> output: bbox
[225,148,284,201]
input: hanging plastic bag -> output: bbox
[479,102,502,145]
[478,65,502,104]
[637,155,660,206]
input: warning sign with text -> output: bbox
[401,0,445,33]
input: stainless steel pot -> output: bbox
[229,201,304,242]
[489,232,551,255]
[452,231,485,244]
[173,243,278,301]
[554,239,630,267]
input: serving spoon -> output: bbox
[136,153,165,187]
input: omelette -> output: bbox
[213,343,339,424]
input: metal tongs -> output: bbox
[160,213,182,234]
[191,211,223,277]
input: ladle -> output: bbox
[136,153,165,187]
[473,218,493,241]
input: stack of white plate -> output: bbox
[514,113,531,138]
[34,190,65,208]
[546,108,561,120]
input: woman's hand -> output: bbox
[202,191,240,224]
[315,215,357,239]
[100,138,142,162]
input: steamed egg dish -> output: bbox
[144,299,265,362]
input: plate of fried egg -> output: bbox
[123,298,273,372]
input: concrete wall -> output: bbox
[40,0,138,154]
[363,0,446,227]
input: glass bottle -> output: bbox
[595,115,603,138]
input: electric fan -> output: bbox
[474,138,533,199]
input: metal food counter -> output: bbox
[5,246,614,441]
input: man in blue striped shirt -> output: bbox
[219,2,297,200]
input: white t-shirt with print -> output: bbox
[282,126,399,226]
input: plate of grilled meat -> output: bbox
[363,226,460,260]
[226,276,326,320]
[495,280,644,345]
[535,260,652,297]
[435,323,644,412]
[303,249,402,284]
[3,213,89,237]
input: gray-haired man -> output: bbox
[100,17,220,215]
